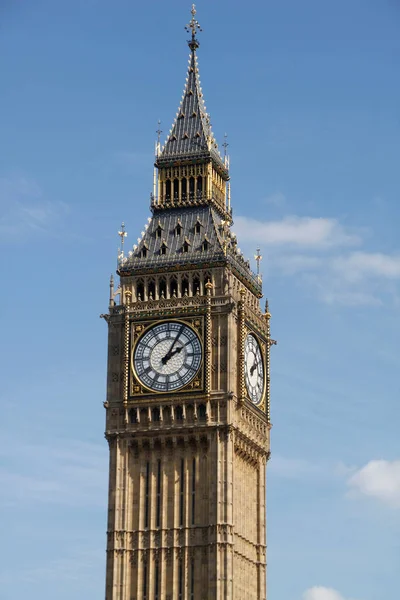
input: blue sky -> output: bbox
[1,1,399,599]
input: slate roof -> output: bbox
[120,206,224,271]
[118,206,262,296]
[157,47,225,172]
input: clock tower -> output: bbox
[103,6,272,599]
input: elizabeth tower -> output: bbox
[103,6,272,600]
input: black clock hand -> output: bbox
[250,360,258,376]
[162,344,183,365]
[162,326,184,364]
[167,346,183,360]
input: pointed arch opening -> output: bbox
[173,178,179,200]
[182,276,189,296]
[136,280,144,301]
[197,175,203,197]
[158,277,167,298]
[165,179,171,201]
[198,403,207,421]
[152,407,160,422]
[148,280,156,300]
[193,275,200,295]
[189,176,195,199]
[181,178,187,200]
[169,276,178,297]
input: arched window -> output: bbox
[173,178,179,200]
[175,223,182,237]
[202,239,209,252]
[152,407,160,422]
[189,177,195,198]
[148,280,155,299]
[165,180,171,201]
[142,247,147,258]
[198,404,207,421]
[175,405,184,421]
[181,178,187,200]
[182,277,189,296]
[129,408,137,424]
[197,176,203,196]
[136,280,144,301]
[159,278,167,298]
[170,277,178,297]
[182,241,190,253]
[160,242,167,256]
[193,276,200,295]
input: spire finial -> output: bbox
[185,4,202,51]
[118,222,127,257]
[222,133,229,158]
[255,248,262,279]
[156,120,162,145]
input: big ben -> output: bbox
[103,6,272,600]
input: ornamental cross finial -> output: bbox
[222,133,229,158]
[156,120,162,145]
[185,4,202,49]
[255,248,262,278]
[118,222,127,256]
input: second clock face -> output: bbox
[133,321,202,392]
[244,333,264,405]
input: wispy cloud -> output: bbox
[234,209,400,306]
[269,455,325,480]
[264,191,286,207]
[113,151,153,170]
[0,547,104,586]
[347,459,400,509]
[303,587,359,600]
[0,437,107,508]
[0,174,68,239]
[234,215,360,248]
[332,252,400,282]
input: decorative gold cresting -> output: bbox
[185,4,202,49]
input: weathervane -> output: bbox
[255,248,262,278]
[185,4,202,49]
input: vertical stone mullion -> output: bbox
[121,443,129,600]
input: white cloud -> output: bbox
[267,253,323,275]
[264,191,286,206]
[332,252,400,282]
[269,456,323,479]
[347,459,400,508]
[0,174,68,238]
[235,215,360,248]
[0,438,107,508]
[303,587,357,600]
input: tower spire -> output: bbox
[155,4,230,217]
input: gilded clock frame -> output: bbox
[244,327,267,413]
[129,316,205,397]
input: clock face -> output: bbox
[244,333,264,405]
[133,321,202,392]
